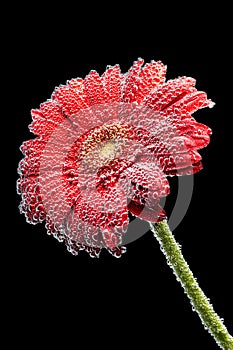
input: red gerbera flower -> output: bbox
[17,58,213,258]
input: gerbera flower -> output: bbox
[17,58,213,257]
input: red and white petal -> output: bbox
[163,113,212,149]
[19,138,45,158]
[162,150,203,175]
[181,91,211,114]
[84,70,106,106]
[29,105,64,140]
[45,215,62,237]
[52,85,89,117]
[40,100,66,125]
[121,162,170,198]
[136,61,166,102]
[65,203,102,247]
[128,200,166,222]
[17,175,46,224]
[161,90,214,122]
[18,139,46,176]
[166,161,203,176]
[121,58,144,103]
[144,77,196,112]
[98,185,129,249]
[68,77,86,97]
[29,101,71,141]
[81,245,101,258]
[64,184,129,249]
[101,64,123,102]
[107,245,127,258]
[184,121,211,149]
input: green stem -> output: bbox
[150,220,233,350]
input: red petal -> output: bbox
[107,246,127,258]
[29,109,60,140]
[17,175,46,224]
[20,138,45,157]
[40,100,65,124]
[81,245,101,258]
[45,216,61,236]
[62,178,81,208]
[144,77,196,111]
[29,101,68,140]
[64,185,129,249]
[162,150,202,174]
[45,215,101,257]
[121,58,144,103]
[136,61,166,102]
[165,115,212,149]
[65,201,101,246]
[98,186,129,249]
[185,121,211,148]
[182,91,210,113]
[68,77,85,94]
[137,131,205,175]
[52,85,89,117]
[121,162,170,203]
[128,200,166,222]
[102,65,123,102]
[165,161,203,176]
[160,91,214,121]
[18,157,39,177]
[84,70,106,106]
[18,139,45,176]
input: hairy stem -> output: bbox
[150,220,233,350]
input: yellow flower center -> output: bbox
[99,140,117,160]
[78,124,133,168]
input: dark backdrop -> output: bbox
[12,5,232,349]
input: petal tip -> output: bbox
[208,99,215,108]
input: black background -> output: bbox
[12,4,232,349]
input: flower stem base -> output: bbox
[150,220,233,350]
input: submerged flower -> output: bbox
[17,58,213,257]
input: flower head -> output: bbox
[17,58,213,257]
